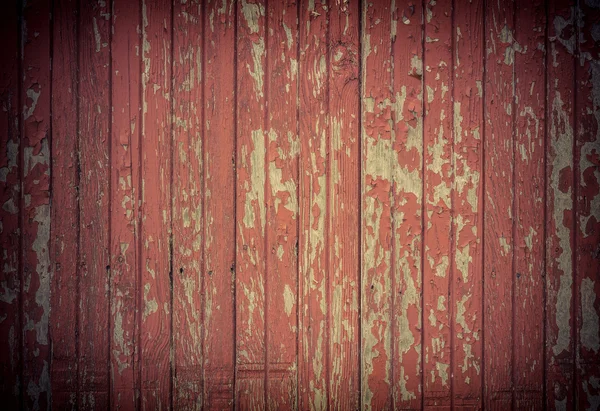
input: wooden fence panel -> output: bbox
[0,0,597,409]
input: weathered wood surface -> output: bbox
[0,0,598,409]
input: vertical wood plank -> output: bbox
[360,0,394,408]
[140,0,173,408]
[203,0,236,408]
[77,0,111,408]
[235,0,267,407]
[513,0,546,408]
[483,0,516,408]
[0,0,22,407]
[50,0,79,407]
[110,0,142,408]
[575,2,600,409]
[77,1,111,408]
[422,0,453,407]
[451,0,484,408]
[328,0,360,409]
[298,0,329,408]
[545,0,576,409]
[390,0,424,408]
[265,0,299,408]
[171,0,203,408]
[21,1,52,409]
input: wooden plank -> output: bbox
[483,0,516,408]
[139,0,175,407]
[422,0,453,407]
[20,1,52,409]
[298,0,330,408]
[265,0,299,408]
[110,0,141,408]
[203,0,236,408]
[545,1,576,409]
[575,3,600,409]
[140,0,173,408]
[171,0,204,408]
[77,0,111,408]
[328,0,360,409]
[451,0,484,407]
[0,0,22,407]
[513,0,546,408]
[49,0,79,408]
[390,0,424,408]
[360,0,394,408]
[235,0,267,407]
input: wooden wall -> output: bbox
[0,0,599,409]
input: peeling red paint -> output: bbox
[0,0,598,409]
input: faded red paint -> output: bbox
[202,0,236,408]
[513,0,545,407]
[546,1,577,409]
[484,0,516,408]
[110,0,141,408]
[452,0,483,407]
[21,1,52,409]
[0,0,599,410]
[423,0,453,407]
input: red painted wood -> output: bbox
[77,0,111,408]
[328,0,360,409]
[483,0,516,408]
[298,0,330,408]
[0,0,22,407]
[423,0,453,408]
[390,0,425,407]
[0,1,599,409]
[513,0,546,408]
[575,3,600,409]
[360,1,394,408]
[452,0,484,407]
[235,0,267,407]
[140,0,172,408]
[265,0,299,408]
[20,1,52,409]
[203,0,236,408]
[50,0,79,408]
[110,0,141,408]
[171,0,204,408]
[545,1,577,409]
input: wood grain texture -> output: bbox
[483,0,516,408]
[235,0,267,408]
[452,0,483,407]
[140,0,173,408]
[109,0,141,408]
[545,0,577,409]
[0,1,598,409]
[21,1,52,409]
[422,0,453,407]
[50,0,79,408]
[265,0,299,408]
[0,0,22,407]
[172,0,204,408]
[77,0,111,408]
[360,0,394,408]
[513,0,545,408]
[298,0,330,408]
[328,0,360,409]
[203,0,236,408]
[390,0,425,408]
